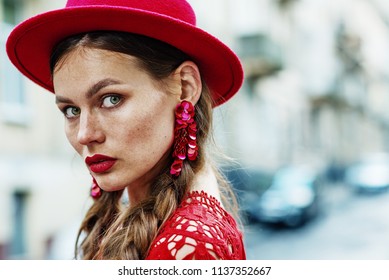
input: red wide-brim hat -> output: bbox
[6,0,243,107]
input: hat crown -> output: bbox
[66,0,196,25]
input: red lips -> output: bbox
[85,154,117,173]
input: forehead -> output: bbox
[52,47,152,95]
[53,47,140,74]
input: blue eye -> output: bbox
[102,95,121,108]
[64,106,80,118]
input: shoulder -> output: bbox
[146,191,246,260]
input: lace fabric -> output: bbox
[146,191,246,260]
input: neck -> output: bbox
[190,163,222,203]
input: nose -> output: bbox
[77,112,105,146]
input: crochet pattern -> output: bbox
[146,191,246,260]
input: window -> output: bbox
[0,21,29,125]
[3,0,19,25]
[10,190,29,258]
[238,33,283,80]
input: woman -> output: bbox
[7,0,246,260]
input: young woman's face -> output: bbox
[53,48,180,198]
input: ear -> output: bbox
[174,61,202,105]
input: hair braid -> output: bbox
[75,190,123,259]
[94,169,190,258]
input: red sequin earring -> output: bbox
[170,100,198,177]
[90,177,102,199]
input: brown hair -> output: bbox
[50,31,239,259]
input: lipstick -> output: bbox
[85,154,117,173]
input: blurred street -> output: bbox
[244,183,389,259]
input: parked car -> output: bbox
[345,153,389,193]
[249,165,321,227]
[222,166,273,224]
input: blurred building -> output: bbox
[0,0,89,259]
[191,0,389,175]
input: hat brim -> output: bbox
[6,6,243,107]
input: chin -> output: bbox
[96,177,126,193]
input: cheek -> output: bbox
[125,113,175,154]
[65,125,82,154]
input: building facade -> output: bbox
[0,0,90,259]
[191,0,389,174]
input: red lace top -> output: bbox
[146,191,246,260]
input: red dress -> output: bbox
[146,191,246,260]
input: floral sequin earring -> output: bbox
[90,177,102,199]
[170,100,198,177]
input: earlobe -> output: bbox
[176,61,202,105]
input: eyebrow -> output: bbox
[55,78,122,104]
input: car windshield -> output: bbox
[272,168,313,189]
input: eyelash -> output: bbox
[60,94,123,119]
[101,94,122,108]
[61,106,79,119]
